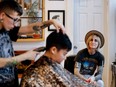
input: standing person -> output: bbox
[74,30,105,87]
[20,30,95,87]
[0,0,65,87]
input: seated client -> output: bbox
[20,30,95,87]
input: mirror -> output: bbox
[16,0,43,18]
[16,0,45,41]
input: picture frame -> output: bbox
[48,10,65,31]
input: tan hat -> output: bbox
[85,30,105,48]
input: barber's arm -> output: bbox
[74,62,87,81]
[18,19,65,35]
[0,50,39,68]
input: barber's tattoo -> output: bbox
[33,26,40,31]
[33,21,51,31]
[5,59,18,67]
[41,21,50,29]
[5,62,15,67]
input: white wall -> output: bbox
[108,0,116,63]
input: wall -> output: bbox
[108,0,116,63]
[99,0,116,87]
[106,0,116,87]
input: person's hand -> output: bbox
[86,75,95,84]
[50,19,65,34]
[22,50,40,61]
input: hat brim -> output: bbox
[85,30,105,48]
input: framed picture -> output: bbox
[48,10,65,31]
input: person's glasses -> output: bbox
[5,13,20,24]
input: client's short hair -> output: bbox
[46,30,72,52]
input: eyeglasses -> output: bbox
[5,13,20,24]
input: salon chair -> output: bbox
[64,55,76,74]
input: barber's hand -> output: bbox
[51,19,65,34]
[23,50,40,61]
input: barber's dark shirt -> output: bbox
[0,27,19,87]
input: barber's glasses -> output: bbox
[5,13,20,24]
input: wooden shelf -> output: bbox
[17,28,45,42]
[17,38,44,42]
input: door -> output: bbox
[73,0,104,54]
